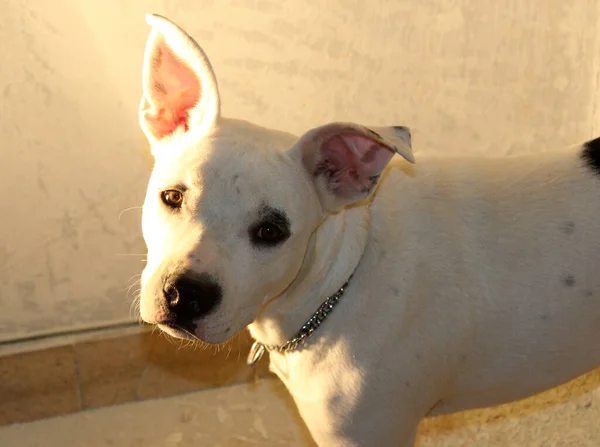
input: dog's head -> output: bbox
[138,14,414,343]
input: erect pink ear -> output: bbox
[297,123,415,211]
[139,14,220,150]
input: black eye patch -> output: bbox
[248,206,291,249]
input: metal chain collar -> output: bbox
[247,274,354,366]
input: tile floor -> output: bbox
[2,372,600,446]
[0,378,316,447]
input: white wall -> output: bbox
[3,0,599,340]
[1,0,599,441]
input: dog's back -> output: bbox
[367,139,600,413]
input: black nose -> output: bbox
[163,271,222,323]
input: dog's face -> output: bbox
[140,120,324,343]
[138,14,414,343]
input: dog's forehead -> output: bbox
[207,119,298,170]
[200,121,298,189]
[151,119,298,185]
[214,118,298,149]
[184,122,304,230]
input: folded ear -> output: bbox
[296,122,415,211]
[139,14,220,150]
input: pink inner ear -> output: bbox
[142,38,201,140]
[317,134,395,198]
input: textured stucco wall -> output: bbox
[1,0,599,444]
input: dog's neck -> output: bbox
[248,203,371,348]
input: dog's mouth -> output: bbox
[157,322,199,341]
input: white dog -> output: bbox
[137,14,600,446]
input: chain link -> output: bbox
[259,274,353,353]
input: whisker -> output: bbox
[118,206,143,221]
[123,281,140,293]
[129,293,141,320]
[122,274,142,294]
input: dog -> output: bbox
[137,13,600,446]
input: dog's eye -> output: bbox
[251,222,288,247]
[257,223,283,241]
[249,207,291,249]
[161,190,184,208]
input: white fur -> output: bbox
[137,14,600,447]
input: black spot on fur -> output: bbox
[559,221,575,235]
[404,381,411,388]
[562,274,576,287]
[584,290,594,297]
[390,287,400,296]
[581,137,600,175]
